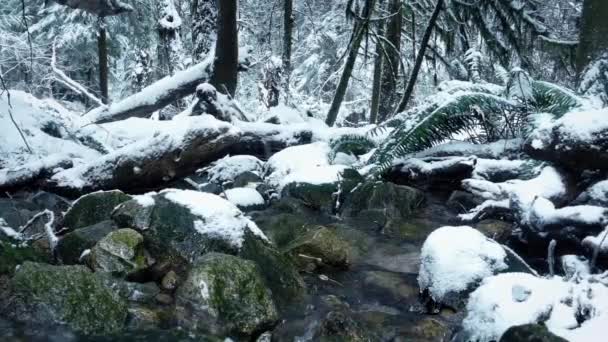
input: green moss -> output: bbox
[63,190,131,230]
[10,262,128,334]
[0,241,49,276]
[281,182,337,213]
[285,226,351,270]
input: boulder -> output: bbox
[222,187,266,211]
[499,324,568,342]
[281,181,337,213]
[63,190,131,230]
[90,228,148,275]
[341,181,425,231]
[284,226,351,270]
[175,253,278,336]
[0,240,50,276]
[313,310,373,341]
[3,262,127,334]
[56,220,117,265]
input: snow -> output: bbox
[524,198,608,231]
[263,142,331,188]
[576,180,608,206]
[200,155,264,184]
[222,188,265,208]
[415,139,523,159]
[461,272,608,342]
[259,104,307,124]
[418,226,508,304]
[394,156,476,174]
[0,90,103,171]
[556,108,608,141]
[133,192,156,207]
[472,158,529,180]
[160,189,268,248]
[50,115,238,189]
[280,164,348,190]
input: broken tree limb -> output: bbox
[48,0,133,16]
[51,41,105,107]
[84,59,213,124]
[45,115,239,196]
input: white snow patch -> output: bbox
[418,226,508,303]
[133,193,156,207]
[201,155,263,184]
[264,142,331,188]
[223,188,265,208]
[161,189,268,248]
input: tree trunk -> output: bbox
[210,0,239,97]
[192,0,217,61]
[157,0,185,78]
[283,0,294,93]
[576,0,608,77]
[394,0,444,115]
[378,0,402,122]
[97,16,109,104]
[370,21,385,124]
[325,0,376,127]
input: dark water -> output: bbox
[0,196,463,341]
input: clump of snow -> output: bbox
[264,142,331,188]
[259,103,307,124]
[556,108,608,142]
[280,165,348,190]
[160,189,268,248]
[415,139,523,159]
[472,159,531,180]
[576,180,608,206]
[0,218,21,240]
[200,155,263,184]
[222,187,265,208]
[418,226,508,304]
[133,192,156,207]
[461,272,608,342]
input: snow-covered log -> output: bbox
[49,0,133,16]
[84,60,213,124]
[45,116,239,196]
[0,155,72,191]
[385,156,476,189]
[524,108,608,171]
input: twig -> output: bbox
[0,66,33,154]
[547,239,556,277]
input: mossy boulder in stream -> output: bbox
[3,262,127,334]
[90,228,148,275]
[63,190,131,230]
[175,253,278,337]
[285,226,351,270]
[56,220,117,265]
[341,181,425,229]
[281,182,337,213]
[0,240,50,276]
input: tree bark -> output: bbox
[210,0,239,97]
[283,0,294,91]
[576,0,608,77]
[97,16,109,104]
[394,0,444,115]
[325,0,376,127]
[192,0,217,61]
[370,21,385,124]
[378,0,402,121]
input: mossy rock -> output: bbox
[175,253,278,337]
[281,182,337,213]
[56,220,117,265]
[240,231,306,307]
[284,226,351,270]
[499,324,567,342]
[341,181,425,227]
[252,212,313,248]
[314,310,374,341]
[63,190,131,230]
[381,218,438,242]
[5,262,128,334]
[91,228,147,276]
[0,241,50,276]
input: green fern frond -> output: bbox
[531,81,582,117]
[369,92,520,173]
[329,134,377,162]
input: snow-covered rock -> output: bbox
[200,155,264,185]
[222,187,266,211]
[460,272,608,342]
[525,108,608,171]
[263,142,331,189]
[574,180,608,207]
[418,226,509,308]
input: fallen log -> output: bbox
[84,60,213,124]
[45,115,239,196]
[0,155,73,192]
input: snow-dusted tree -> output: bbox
[157,0,187,78]
[576,0,608,77]
[377,0,401,121]
[210,0,238,96]
[191,0,217,62]
[282,0,294,91]
[259,55,283,108]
